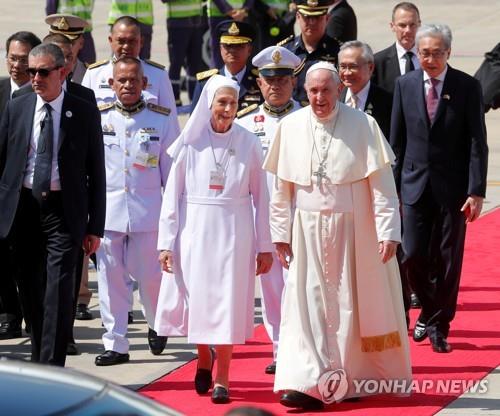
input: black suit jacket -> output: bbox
[13,80,97,107]
[0,91,106,242]
[326,0,357,44]
[373,44,402,94]
[0,78,11,115]
[390,67,488,208]
[340,82,393,139]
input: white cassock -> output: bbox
[155,123,273,344]
[236,100,300,359]
[97,103,177,354]
[82,59,180,136]
[263,103,412,402]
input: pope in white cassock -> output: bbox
[263,62,412,410]
[155,75,274,404]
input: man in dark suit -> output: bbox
[326,0,357,44]
[390,24,488,353]
[13,34,97,356]
[0,43,105,366]
[0,31,41,341]
[338,40,392,139]
[191,20,263,112]
[372,2,421,94]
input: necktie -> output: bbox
[349,94,359,109]
[404,51,415,74]
[426,78,439,123]
[32,103,54,202]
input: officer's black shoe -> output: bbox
[128,311,134,324]
[410,292,421,308]
[0,321,22,340]
[211,386,230,404]
[265,361,276,374]
[280,390,324,410]
[95,350,130,366]
[75,303,93,320]
[413,320,428,342]
[148,328,167,355]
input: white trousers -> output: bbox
[260,252,286,360]
[97,230,161,353]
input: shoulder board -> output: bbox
[144,59,165,70]
[276,35,294,47]
[98,102,114,112]
[87,59,109,70]
[147,103,171,116]
[237,103,259,119]
[251,68,259,77]
[196,68,219,81]
[300,100,309,107]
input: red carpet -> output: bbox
[141,208,500,415]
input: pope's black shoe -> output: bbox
[265,361,276,374]
[95,350,130,366]
[195,348,215,394]
[413,320,428,342]
[280,390,324,410]
[211,386,230,404]
[148,328,167,355]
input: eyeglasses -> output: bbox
[6,55,29,66]
[418,50,447,59]
[27,66,61,77]
[339,63,367,72]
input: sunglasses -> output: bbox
[27,66,61,77]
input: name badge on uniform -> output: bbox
[133,131,159,169]
[209,170,225,190]
[260,137,271,150]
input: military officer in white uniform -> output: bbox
[83,15,180,136]
[236,46,301,374]
[94,57,177,366]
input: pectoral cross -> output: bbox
[313,164,327,186]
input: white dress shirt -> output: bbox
[9,78,29,98]
[223,66,246,84]
[423,65,448,98]
[345,80,371,111]
[24,90,64,191]
[395,42,419,75]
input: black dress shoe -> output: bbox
[280,391,324,410]
[148,328,167,355]
[211,386,230,404]
[75,303,93,320]
[430,333,452,353]
[128,311,134,324]
[95,350,130,366]
[195,348,215,394]
[413,320,428,342]
[0,321,22,340]
[265,361,276,374]
[66,341,79,356]
[410,293,421,309]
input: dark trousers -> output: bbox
[139,22,153,60]
[167,18,203,101]
[0,239,22,323]
[402,184,466,337]
[10,189,80,366]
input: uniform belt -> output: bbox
[183,195,250,206]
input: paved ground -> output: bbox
[0,0,500,414]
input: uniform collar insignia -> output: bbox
[263,100,294,117]
[115,99,146,116]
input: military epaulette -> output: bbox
[300,100,310,107]
[276,35,294,47]
[98,102,114,112]
[87,59,109,70]
[196,68,219,81]
[144,59,165,70]
[251,68,259,77]
[236,103,259,119]
[147,103,171,116]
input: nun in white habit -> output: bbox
[155,75,274,404]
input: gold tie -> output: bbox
[350,94,359,109]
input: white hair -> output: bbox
[416,23,452,50]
